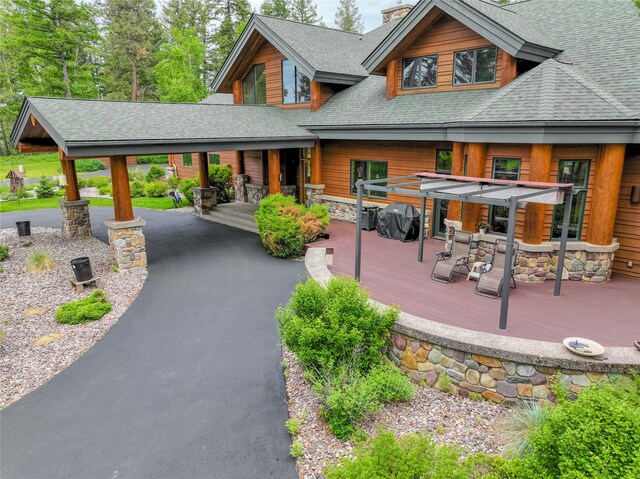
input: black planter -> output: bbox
[16,221,31,237]
[71,257,93,282]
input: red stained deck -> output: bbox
[315,221,639,347]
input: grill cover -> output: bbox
[376,203,421,242]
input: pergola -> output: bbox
[355,173,575,330]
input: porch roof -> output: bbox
[11,97,317,158]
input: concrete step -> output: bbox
[206,209,259,234]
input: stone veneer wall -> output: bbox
[59,199,92,239]
[234,174,248,202]
[192,187,217,216]
[245,184,296,204]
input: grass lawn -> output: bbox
[0,153,62,179]
[0,197,182,213]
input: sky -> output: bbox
[247,1,411,33]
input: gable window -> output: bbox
[183,153,192,167]
[488,158,521,234]
[552,160,590,240]
[351,160,387,199]
[453,47,497,85]
[282,60,310,104]
[243,64,266,104]
[402,55,438,89]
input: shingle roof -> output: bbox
[200,93,234,105]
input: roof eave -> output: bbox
[313,71,366,85]
[11,98,68,153]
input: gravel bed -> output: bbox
[283,348,510,479]
[0,227,146,407]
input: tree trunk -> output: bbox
[131,58,138,101]
[55,13,72,98]
[0,116,11,156]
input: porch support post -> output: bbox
[418,195,426,262]
[446,142,465,222]
[522,144,552,244]
[58,149,91,239]
[310,141,322,185]
[499,197,518,331]
[268,149,281,194]
[59,153,80,201]
[193,152,217,216]
[232,79,243,104]
[198,152,210,188]
[110,155,134,222]
[586,144,626,245]
[461,143,486,231]
[554,190,574,297]
[355,180,364,280]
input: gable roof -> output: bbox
[11,97,316,157]
[363,0,562,73]
[212,15,400,92]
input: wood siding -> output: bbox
[172,151,238,179]
[394,13,513,96]
[243,150,266,185]
[613,147,640,279]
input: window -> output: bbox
[402,55,438,89]
[350,160,388,199]
[552,160,590,240]
[436,149,452,174]
[488,158,521,234]
[282,60,310,104]
[183,153,192,167]
[453,47,497,85]
[208,153,220,165]
[243,64,266,104]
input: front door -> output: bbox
[433,149,452,238]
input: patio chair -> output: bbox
[431,230,473,283]
[475,240,519,298]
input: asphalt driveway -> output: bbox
[0,207,302,478]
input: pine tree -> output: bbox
[259,0,290,19]
[289,0,322,25]
[98,0,163,101]
[211,0,252,74]
[334,0,364,33]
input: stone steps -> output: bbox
[206,206,259,234]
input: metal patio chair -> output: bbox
[431,230,473,283]
[475,239,519,298]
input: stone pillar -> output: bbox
[105,219,147,270]
[234,174,249,202]
[305,183,325,207]
[60,199,92,239]
[461,143,487,232]
[523,144,553,244]
[192,187,217,216]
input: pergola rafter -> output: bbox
[355,173,575,331]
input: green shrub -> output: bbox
[85,176,111,188]
[98,185,112,196]
[325,428,475,479]
[136,155,168,165]
[55,290,112,325]
[179,178,199,204]
[145,181,168,198]
[0,192,17,201]
[16,188,30,199]
[255,194,330,258]
[54,188,66,197]
[145,164,166,183]
[130,180,146,198]
[34,176,56,198]
[0,245,9,261]
[290,440,304,458]
[167,175,179,189]
[209,163,233,185]
[75,159,105,172]
[502,401,549,459]
[128,167,145,181]
[27,250,56,272]
[286,418,301,436]
[510,375,640,479]
[277,276,398,373]
[77,177,87,189]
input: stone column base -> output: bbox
[105,218,147,270]
[246,184,269,204]
[59,199,92,239]
[233,174,249,202]
[192,187,218,216]
[305,184,325,207]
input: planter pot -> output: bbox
[70,257,93,282]
[16,221,31,237]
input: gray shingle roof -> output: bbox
[200,93,234,105]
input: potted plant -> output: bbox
[477,222,491,235]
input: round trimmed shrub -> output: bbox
[145,164,165,183]
[178,178,199,204]
[85,176,111,188]
[98,185,112,196]
[145,181,168,198]
[75,159,105,172]
[130,180,146,198]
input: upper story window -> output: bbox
[282,60,310,104]
[453,47,497,85]
[243,64,266,104]
[402,55,438,89]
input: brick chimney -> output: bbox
[382,1,414,24]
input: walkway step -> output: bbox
[206,209,259,234]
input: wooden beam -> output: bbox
[386,60,398,100]
[446,142,465,222]
[586,144,626,245]
[310,81,322,112]
[59,148,80,201]
[29,114,39,127]
[522,144,552,244]
[268,149,281,194]
[110,155,134,222]
[232,79,243,104]
[501,51,518,87]
[461,143,487,232]
[310,141,322,185]
[198,152,210,188]
[236,151,245,175]
[18,142,58,154]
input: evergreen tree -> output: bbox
[259,0,290,18]
[154,28,208,103]
[289,0,322,25]
[211,0,252,74]
[98,0,163,101]
[334,0,363,33]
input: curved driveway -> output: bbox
[1,207,302,478]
